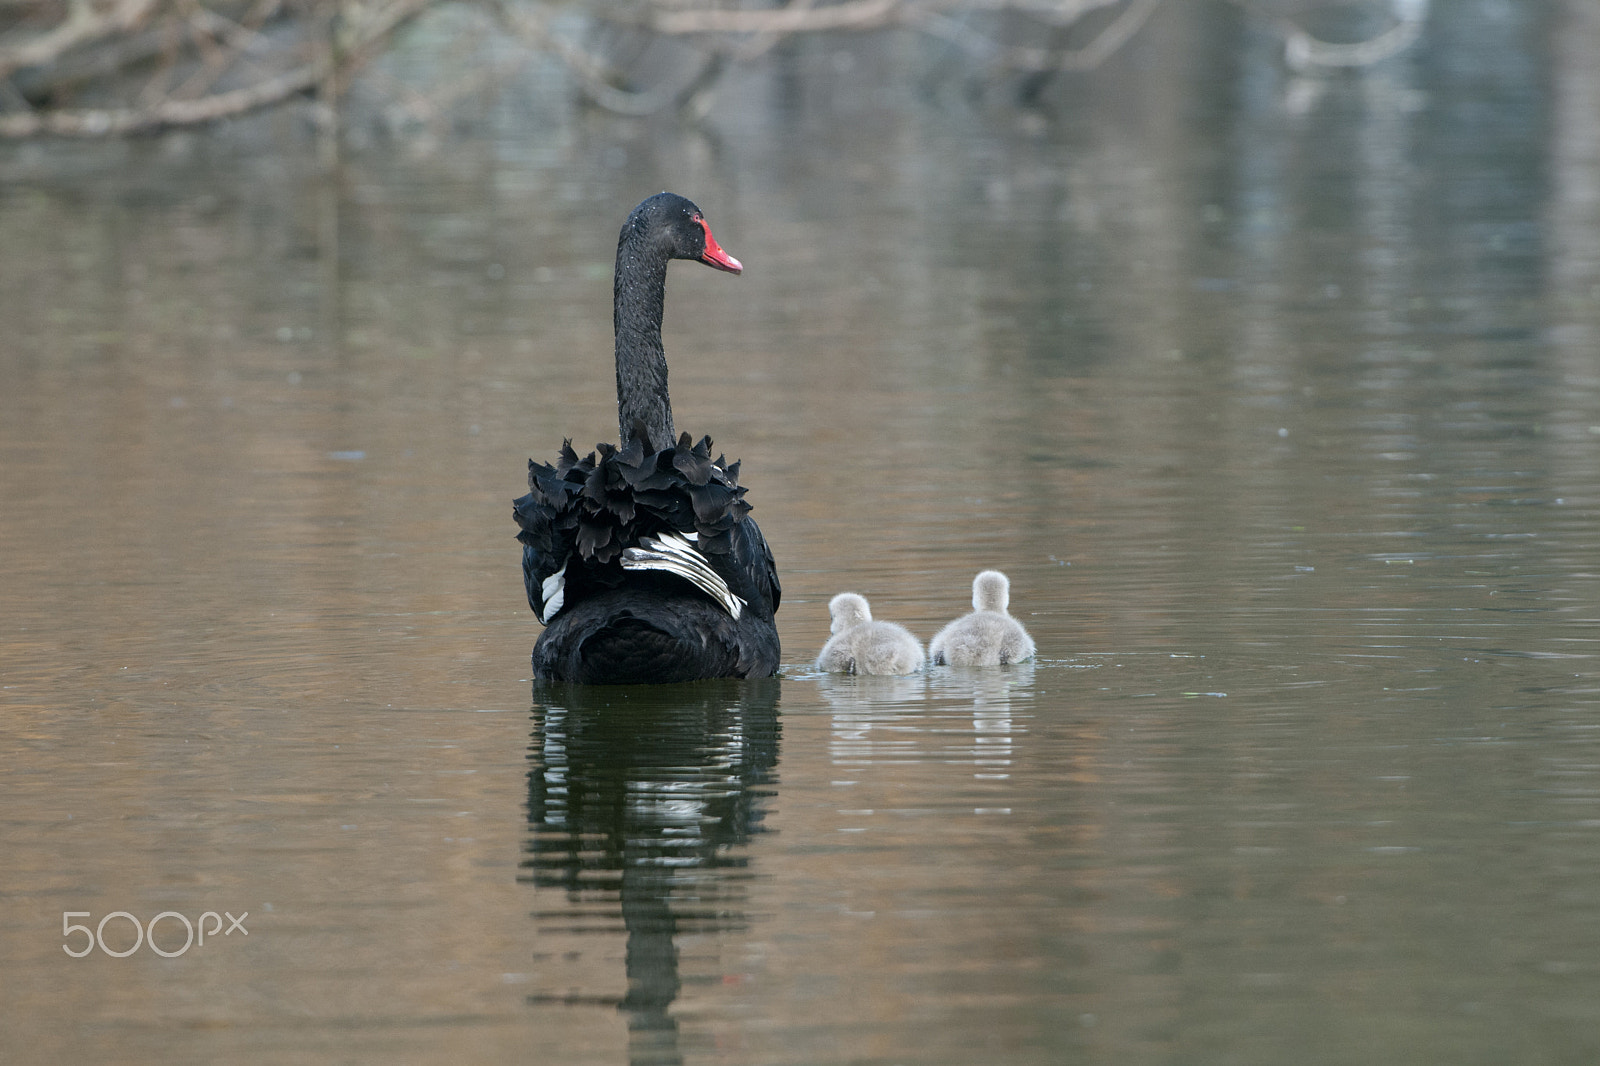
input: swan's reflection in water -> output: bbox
[820,664,1035,776]
[522,679,781,1065]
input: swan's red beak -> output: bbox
[695,217,743,275]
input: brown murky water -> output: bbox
[6,3,1600,1063]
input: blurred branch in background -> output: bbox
[0,0,1426,137]
[0,0,436,135]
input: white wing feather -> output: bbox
[621,531,745,619]
[539,562,566,624]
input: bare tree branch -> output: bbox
[0,0,431,135]
[492,0,719,116]
[971,0,1163,73]
[0,0,163,79]
[0,58,315,133]
[0,0,1427,136]
[1231,0,1427,71]
[651,0,901,36]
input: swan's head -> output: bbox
[827,592,872,634]
[972,570,1010,613]
[626,192,743,275]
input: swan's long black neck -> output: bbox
[614,233,675,452]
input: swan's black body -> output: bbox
[514,194,781,684]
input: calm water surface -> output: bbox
[6,3,1600,1063]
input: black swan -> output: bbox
[928,570,1035,666]
[815,593,924,676]
[514,193,781,684]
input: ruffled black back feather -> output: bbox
[513,430,780,633]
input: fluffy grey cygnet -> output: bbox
[815,593,924,676]
[928,570,1035,666]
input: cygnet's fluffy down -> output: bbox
[815,593,924,676]
[928,570,1035,666]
